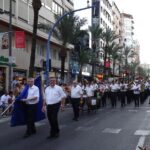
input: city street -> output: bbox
[1,100,150,150]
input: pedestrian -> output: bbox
[42,76,66,139]
[0,91,9,114]
[21,77,40,138]
[70,80,83,121]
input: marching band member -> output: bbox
[71,80,83,121]
[132,80,141,107]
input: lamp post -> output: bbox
[46,2,95,86]
[8,0,12,91]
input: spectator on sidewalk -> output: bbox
[0,91,9,114]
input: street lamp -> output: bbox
[45,2,96,86]
[8,0,12,91]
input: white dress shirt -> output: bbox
[132,84,141,94]
[26,85,39,104]
[86,85,94,97]
[110,83,119,92]
[45,85,66,105]
[71,85,83,98]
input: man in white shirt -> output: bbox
[21,77,39,138]
[43,77,66,139]
[132,80,141,107]
[71,80,83,121]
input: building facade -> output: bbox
[121,13,134,47]
[92,0,113,75]
[0,0,74,94]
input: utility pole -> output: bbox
[8,0,12,91]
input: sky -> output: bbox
[73,0,150,64]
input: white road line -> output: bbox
[128,110,138,112]
[134,130,150,136]
[75,126,93,131]
[35,122,46,127]
[0,117,10,123]
[136,136,146,150]
[102,128,122,134]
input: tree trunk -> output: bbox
[29,0,41,77]
[103,49,107,79]
[60,49,67,81]
[78,64,83,82]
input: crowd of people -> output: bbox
[0,76,150,140]
[0,76,27,115]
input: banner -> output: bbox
[0,32,9,50]
[15,31,25,48]
[104,60,111,68]
[11,76,46,127]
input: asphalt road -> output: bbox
[1,100,150,150]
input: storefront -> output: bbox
[0,67,6,96]
[13,69,27,82]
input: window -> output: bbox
[52,1,63,15]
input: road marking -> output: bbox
[128,110,138,112]
[0,117,10,124]
[134,130,150,136]
[102,128,121,134]
[146,110,150,113]
[75,126,93,131]
[136,136,146,150]
[35,122,46,127]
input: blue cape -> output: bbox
[10,76,45,127]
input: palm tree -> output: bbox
[78,48,92,81]
[109,42,123,76]
[38,14,87,81]
[28,0,42,77]
[89,25,103,78]
[54,14,87,81]
[123,46,137,70]
[102,28,119,78]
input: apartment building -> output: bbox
[121,13,134,47]
[112,1,122,44]
[0,0,73,94]
[92,0,113,74]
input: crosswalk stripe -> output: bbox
[136,136,145,150]
[128,110,138,112]
[134,130,150,136]
[75,126,93,131]
[102,128,122,134]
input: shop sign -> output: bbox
[0,55,16,67]
[15,31,25,48]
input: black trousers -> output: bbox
[120,91,126,107]
[25,104,37,135]
[134,94,140,107]
[47,102,61,137]
[71,98,80,119]
[111,92,117,108]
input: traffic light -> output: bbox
[43,59,51,71]
[92,1,100,18]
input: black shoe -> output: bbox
[73,118,79,121]
[31,130,36,135]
